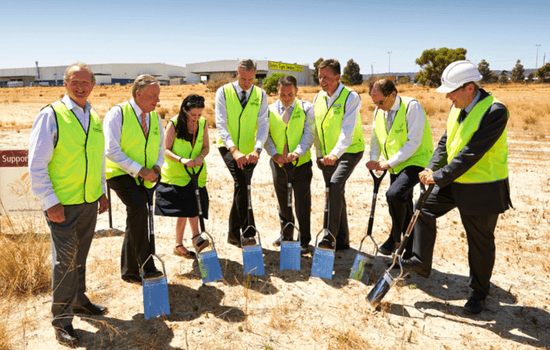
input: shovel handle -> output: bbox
[394,184,434,257]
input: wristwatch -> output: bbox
[255,147,262,154]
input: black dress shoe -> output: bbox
[242,237,257,247]
[464,297,485,314]
[273,235,283,247]
[401,258,430,278]
[143,268,164,279]
[336,243,350,251]
[122,275,142,284]
[73,302,108,316]
[54,325,79,348]
[227,237,242,248]
[379,236,400,256]
[317,239,333,250]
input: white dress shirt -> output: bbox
[369,95,426,168]
[215,81,269,151]
[313,83,362,158]
[29,94,106,210]
[264,99,315,158]
[103,98,165,178]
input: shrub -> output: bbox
[206,73,235,93]
[262,73,288,95]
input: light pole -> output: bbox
[371,62,375,76]
[536,44,541,69]
[388,51,392,75]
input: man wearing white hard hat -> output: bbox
[401,60,512,314]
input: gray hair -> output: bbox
[132,74,159,98]
[64,62,96,84]
[237,59,257,72]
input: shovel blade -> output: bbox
[243,245,265,276]
[280,241,301,271]
[198,250,223,283]
[349,252,375,282]
[143,276,170,319]
[311,248,335,280]
[367,270,395,308]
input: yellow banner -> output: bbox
[269,62,303,72]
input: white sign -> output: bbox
[0,150,42,216]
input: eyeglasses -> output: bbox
[373,95,389,106]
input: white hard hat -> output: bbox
[436,60,482,93]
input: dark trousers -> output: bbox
[107,175,155,279]
[322,151,363,246]
[219,147,256,241]
[270,158,312,246]
[387,166,423,242]
[411,184,499,299]
[46,201,98,328]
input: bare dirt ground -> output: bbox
[1,84,549,350]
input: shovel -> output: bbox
[280,162,301,271]
[367,184,434,308]
[241,163,265,276]
[349,169,386,283]
[310,161,338,280]
[140,175,170,320]
[184,164,223,284]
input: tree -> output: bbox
[312,57,324,85]
[478,59,498,84]
[341,59,363,86]
[527,72,535,83]
[536,63,550,83]
[415,47,467,87]
[498,70,509,84]
[262,73,288,95]
[510,60,525,83]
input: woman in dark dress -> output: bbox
[155,94,210,258]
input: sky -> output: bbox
[1,0,548,74]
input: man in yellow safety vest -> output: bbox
[402,60,512,315]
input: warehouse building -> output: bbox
[0,62,186,87]
[185,59,314,86]
[0,60,314,87]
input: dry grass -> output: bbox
[0,233,50,297]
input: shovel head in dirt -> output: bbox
[349,250,376,283]
[311,247,335,279]
[242,229,265,276]
[366,269,395,308]
[198,250,223,283]
[280,240,301,271]
[141,255,170,320]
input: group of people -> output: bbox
[29,58,511,348]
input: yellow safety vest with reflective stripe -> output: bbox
[161,117,207,187]
[48,101,104,205]
[268,100,311,167]
[446,94,508,183]
[314,87,365,156]
[217,84,262,154]
[105,102,161,189]
[373,96,433,174]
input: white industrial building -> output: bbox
[0,62,186,87]
[0,60,314,87]
[185,60,314,86]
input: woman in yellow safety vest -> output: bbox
[155,94,210,259]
